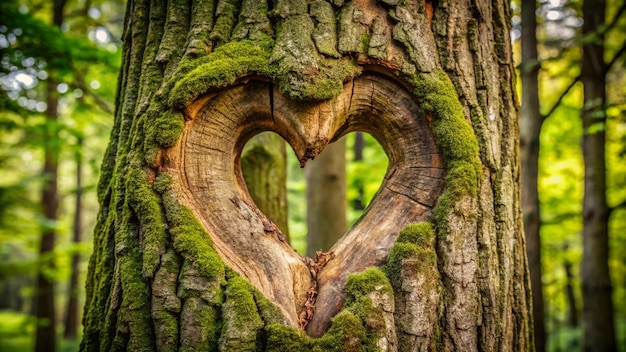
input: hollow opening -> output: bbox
[240,131,388,256]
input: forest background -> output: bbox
[0,0,625,351]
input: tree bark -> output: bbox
[64,137,84,339]
[35,1,66,351]
[563,258,578,328]
[305,137,346,257]
[81,0,532,350]
[520,0,546,351]
[580,1,616,350]
[352,132,366,211]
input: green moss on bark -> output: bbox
[219,276,265,351]
[161,187,225,280]
[168,33,358,109]
[406,69,481,234]
[127,165,167,278]
[266,268,393,352]
[169,39,274,109]
[209,0,240,47]
[345,267,393,305]
[385,242,436,291]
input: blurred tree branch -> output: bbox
[542,3,626,121]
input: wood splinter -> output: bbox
[299,251,335,330]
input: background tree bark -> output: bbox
[64,136,84,339]
[580,0,617,350]
[81,0,533,350]
[306,137,346,257]
[520,0,546,350]
[35,1,66,351]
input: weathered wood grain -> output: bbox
[164,73,445,334]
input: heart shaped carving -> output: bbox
[164,73,444,336]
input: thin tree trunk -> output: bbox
[520,0,546,351]
[563,258,578,328]
[580,1,616,350]
[306,137,346,257]
[63,137,83,339]
[241,132,289,241]
[35,2,65,351]
[352,132,365,211]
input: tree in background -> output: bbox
[305,138,346,257]
[520,0,546,350]
[580,0,616,349]
[516,0,626,349]
[241,132,290,241]
[34,1,66,350]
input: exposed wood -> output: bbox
[166,73,444,334]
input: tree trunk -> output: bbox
[519,0,546,351]
[306,137,346,257]
[241,132,290,241]
[352,132,366,211]
[64,137,84,339]
[563,258,578,328]
[81,0,532,351]
[580,0,616,350]
[35,2,65,351]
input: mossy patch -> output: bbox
[405,69,482,234]
[169,39,275,109]
[345,267,393,305]
[168,33,359,109]
[385,222,438,291]
[154,110,185,147]
[126,163,167,279]
[266,267,393,352]
[266,311,369,352]
[219,276,265,351]
[396,222,435,246]
[161,187,225,280]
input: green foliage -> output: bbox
[0,310,81,351]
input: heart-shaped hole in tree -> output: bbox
[241,131,388,257]
[166,73,445,336]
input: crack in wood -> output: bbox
[299,251,335,330]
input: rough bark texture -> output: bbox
[519,0,545,351]
[81,0,532,351]
[306,137,347,257]
[580,0,616,351]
